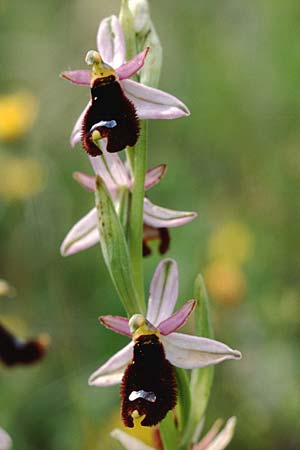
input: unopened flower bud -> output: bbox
[128,0,151,35]
[128,0,162,87]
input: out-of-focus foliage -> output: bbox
[0,0,300,449]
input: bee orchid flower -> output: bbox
[89,259,241,427]
[61,15,190,156]
[60,152,197,257]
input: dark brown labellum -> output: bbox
[120,334,177,427]
[0,323,47,367]
[143,225,170,257]
[82,75,140,156]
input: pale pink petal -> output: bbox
[97,16,126,68]
[158,300,196,335]
[88,342,133,386]
[60,208,98,256]
[147,259,178,325]
[0,428,12,450]
[122,79,190,119]
[89,152,130,190]
[163,333,241,369]
[73,172,96,192]
[111,429,154,450]
[204,417,236,450]
[60,70,90,86]
[70,101,91,147]
[116,48,149,80]
[193,420,223,450]
[144,164,167,191]
[143,198,197,228]
[99,315,131,337]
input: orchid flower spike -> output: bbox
[61,15,190,156]
[60,152,197,257]
[89,259,241,427]
[111,416,236,450]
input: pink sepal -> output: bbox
[99,315,131,337]
[144,164,167,190]
[73,172,96,192]
[60,70,90,86]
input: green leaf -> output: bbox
[181,274,214,446]
[175,368,191,436]
[194,274,213,339]
[95,175,139,316]
[159,411,180,450]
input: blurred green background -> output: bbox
[1,0,300,449]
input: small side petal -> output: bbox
[122,79,190,119]
[163,332,241,369]
[144,164,167,191]
[158,300,196,335]
[111,429,154,450]
[147,259,178,325]
[88,342,133,386]
[143,198,197,228]
[204,417,236,450]
[89,152,130,191]
[97,15,126,68]
[0,428,12,450]
[116,48,149,80]
[60,70,90,86]
[99,315,131,337]
[60,208,98,256]
[71,101,91,147]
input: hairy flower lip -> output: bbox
[89,259,241,387]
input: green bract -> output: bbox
[95,175,140,316]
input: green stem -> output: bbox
[128,120,148,313]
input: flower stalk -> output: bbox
[128,120,148,311]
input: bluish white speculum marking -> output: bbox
[129,390,157,403]
[90,120,117,132]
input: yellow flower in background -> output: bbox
[204,260,246,306]
[0,156,46,201]
[0,91,38,141]
[208,221,254,265]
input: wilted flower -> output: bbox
[191,418,236,450]
[89,259,241,427]
[111,416,236,450]
[61,16,189,155]
[60,152,196,257]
